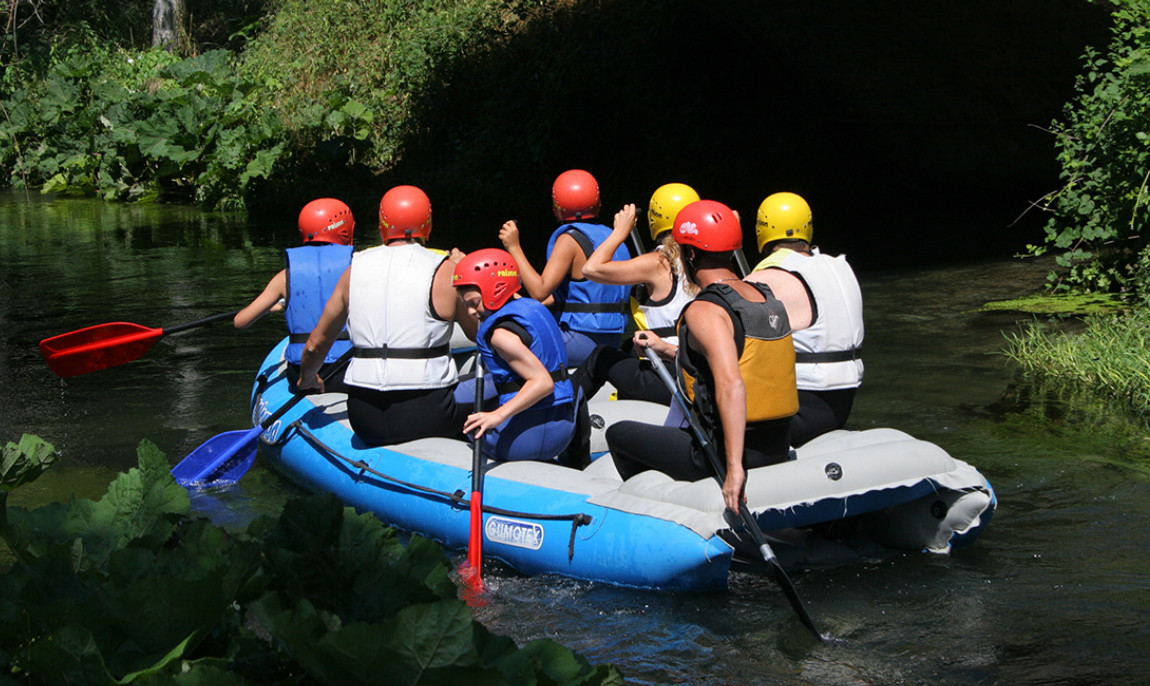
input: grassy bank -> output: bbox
[1003,310,1150,416]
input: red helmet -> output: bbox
[453,248,521,311]
[672,200,743,252]
[298,198,354,245]
[378,185,432,241]
[552,169,601,221]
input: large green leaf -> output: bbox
[258,494,455,623]
[2,440,188,569]
[163,50,234,87]
[492,638,626,686]
[26,624,112,685]
[1,434,57,491]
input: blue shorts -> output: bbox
[561,326,623,367]
[483,402,576,462]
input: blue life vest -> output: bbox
[545,222,631,335]
[478,297,574,409]
[284,244,353,364]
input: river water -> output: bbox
[2,191,1148,684]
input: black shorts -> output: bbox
[345,384,466,447]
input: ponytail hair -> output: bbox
[657,232,699,296]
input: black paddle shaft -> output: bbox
[639,343,824,642]
[163,310,241,335]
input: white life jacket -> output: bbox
[635,251,694,345]
[344,243,457,391]
[757,248,864,391]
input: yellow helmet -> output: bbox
[647,183,700,242]
[755,192,812,252]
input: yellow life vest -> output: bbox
[677,282,799,425]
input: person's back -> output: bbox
[344,242,456,391]
[298,185,475,446]
[499,169,631,366]
[235,198,355,392]
[576,183,701,404]
[606,200,798,513]
[748,192,864,446]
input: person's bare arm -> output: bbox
[462,328,554,437]
[437,248,479,341]
[684,300,746,513]
[582,204,668,292]
[234,270,287,329]
[499,220,576,303]
[634,330,677,361]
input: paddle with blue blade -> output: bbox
[170,348,355,489]
[40,310,240,378]
[640,338,824,641]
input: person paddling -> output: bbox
[234,197,355,393]
[452,248,583,465]
[298,185,477,446]
[605,200,798,513]
[498,169,632,366]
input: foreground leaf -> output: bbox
[1,434,57,491]
[2,440,189,570]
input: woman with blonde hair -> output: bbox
[575,183,700,405]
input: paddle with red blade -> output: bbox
[170,348,355,489]
[460,352,487,593]
[39,310,240,378]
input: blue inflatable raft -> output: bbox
[251,338,995,590]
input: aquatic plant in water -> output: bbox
[1002,310,1150,416]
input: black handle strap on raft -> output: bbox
[281,421,594,561]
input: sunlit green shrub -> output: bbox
[1028,1,1150,297]
[236,0,537,174]
[0,49,288,208]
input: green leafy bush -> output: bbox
[0,2,542,211]
[0,48,287,209]
[1030,1,1150,297]
[236,0,535,175]
[0,438,621,685]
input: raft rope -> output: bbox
[279,420,594,561]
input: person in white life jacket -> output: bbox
[605,200,798,513]
[234,197,355,393]
[743,192,864,446]
[452,248,580,464]
[298,185,478,446]
[498,169,632,366]
[574,182,701,405]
